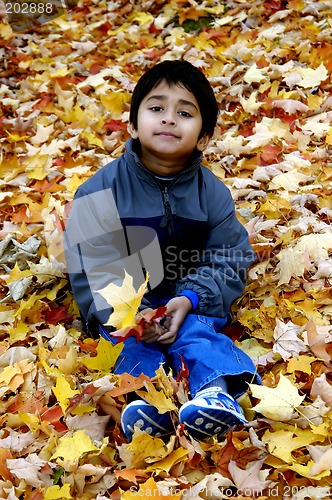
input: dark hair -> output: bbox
[129,60,219,138]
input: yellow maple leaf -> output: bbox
[70,404,96,416]
[118,431,172,469]
[286,460,330,480]
[5,132,30,142]
[146,447,189,474]
[249,374,305,421]
[50,430,99,465]
[52,376,80,413]
[83,336,123,373]
[262,427,322,463]
[60,104,86,125]
[129,11,154,25]
[98,271,148,329]
[66,173,85,194]
[8,321,30,343]
[136,381,177,414]
[81,131,104,148]
[24,154,51,180]
[100,91,131,118]
[286,355,317,375]
[18,412,53,436]
[5,262,31,284]
[43,483,73,500]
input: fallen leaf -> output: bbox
[308,444,332,476]
[249,374,305,421]
[136,380,177,414]
[83,337,123,373]
[50,430,99,465]
[43,484,73,500]
[228,458,271,495]
[304,321,332,362]
[273,318,307,360]
[52,376,80,413]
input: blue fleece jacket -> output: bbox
[64,139,256,333]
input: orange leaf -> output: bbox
[114,468,148,484]
[0,448,14,481]
[178,7,207,24]
[108,373,151,398]
[8,393,44,414]
[111,306,167,343]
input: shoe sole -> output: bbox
[121,401,173,440]
[179,405,246,440]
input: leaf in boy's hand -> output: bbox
[141,306,167,323]
[111,324,144,344]
[98,271,148,329]
[110,306,167,344]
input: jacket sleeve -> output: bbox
[175,179,256,317]
[64,187,151,331]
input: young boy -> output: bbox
[65,60,260,442]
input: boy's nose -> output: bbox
[162,118,176,125]
[161,113,176,125]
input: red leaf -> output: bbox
[141,306,167,322]
[223,322,246,342]
[45,306,74,325]
[103,119,127,132]
[111,323,144,344]
[34,96,51,109]
[260,144,282,165]
[176,355,190,381]
[40,406,68,432]
[110,306,167,344]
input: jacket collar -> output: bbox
[123,139,202,186]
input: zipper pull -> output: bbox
[160,187,170,228]
[160,216,167,228]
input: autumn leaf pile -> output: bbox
[0,0,332,498]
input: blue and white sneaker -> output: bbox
[121,400,173,441]
[179,387,247,441]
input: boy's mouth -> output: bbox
[156,131,180,138]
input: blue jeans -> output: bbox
[100,314,261,398]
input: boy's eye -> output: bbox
[178,111,192,117]
[150,106,163,112]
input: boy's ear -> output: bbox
[128,122,139,139]
[196,133,210,152]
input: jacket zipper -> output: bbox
[158,161,201,238]
[160,186,175,239]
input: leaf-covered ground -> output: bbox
[0,0,332,498]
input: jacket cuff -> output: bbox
[176,282,209,313]
[177,290,200,311]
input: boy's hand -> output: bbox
[157,296,192,344]
[140,308,165,343]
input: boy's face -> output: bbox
[129,80,209,176]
